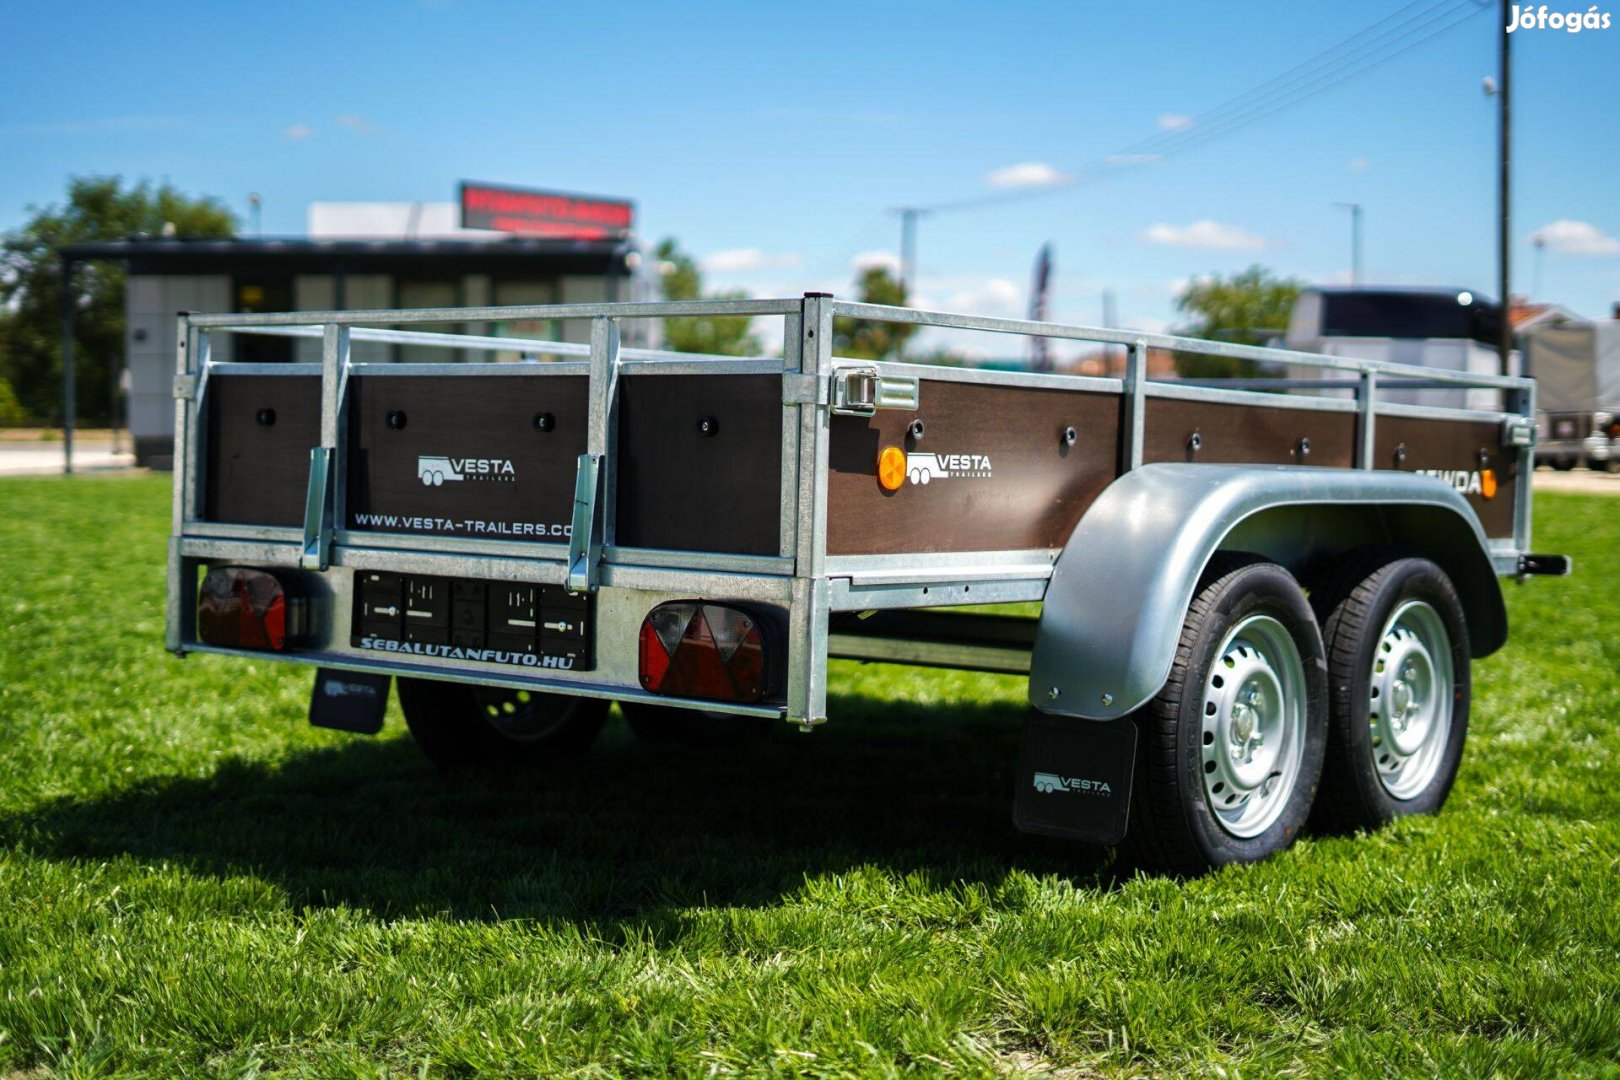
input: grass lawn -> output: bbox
[0,474,1617,1077]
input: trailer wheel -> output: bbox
[618,701,772,746]
[1120,556,1327,876]
[1311,555,1470,832]
[397,678,607,769]
[1552,457,1576,471]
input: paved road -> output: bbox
[0,442,136,476]
[1532,467,1620,496]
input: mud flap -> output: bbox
[1013,711,1137,844]
[309,668,391,735]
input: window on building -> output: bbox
[395,279,461,363]
[233,277,294,362]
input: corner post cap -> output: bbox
[803,291,834,299]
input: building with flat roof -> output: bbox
[64,205,647,467]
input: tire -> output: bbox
[619,700,772,746]
[1591,458,1620,475]
[1552,458,1576,472]
[1311,554,1470,832]
[397,678,607,770]
[1120,556,1328,876]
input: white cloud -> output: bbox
[852,250,901,273]
[335,113,377,134]
[702,248,802,273]
[985,162,1067,189]
[283,123,314,140]
[942,277,1022,316]
[1349,156,1370,171]
[1532,219,1620,256]
[1143,220,1269,251]
[1158,113,1192,132]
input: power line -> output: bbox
[918,0,1489,216]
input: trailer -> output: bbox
[166,295,1566,875]
[1525,320,1620,473]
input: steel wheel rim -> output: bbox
[1200,613,1308,839]
[1368,599,1453,800]
[473,687,572,743]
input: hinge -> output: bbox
[781,373,826,405]
[1502,417,1537,449]
[173,374,199,400]
[830,364,920,416]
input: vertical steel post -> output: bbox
[164,313,192,653]
[787,293,834,730]
[1122,341,1146,471]
[1513,380,1535,554]
[567,316,620,592]
[1357,370,1378,469]
[300,323,348,571]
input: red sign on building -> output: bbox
[459,182,634,239]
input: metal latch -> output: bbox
[566,453,602,592]
[830,364,920,416]
[1502,417,1537,448]
[300,447,335,571]
[173,374,199,401]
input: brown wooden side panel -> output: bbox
[1143,398,1356,467]
[204,374,321,526]
[1374,414,1518,539]
[346,375,586,540]
[616,373,782,556]
[827,380,1121,556]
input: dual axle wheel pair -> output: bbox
[394,549,1468,878]
[1121,551,1470,876]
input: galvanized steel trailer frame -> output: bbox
[165,295,1538,729]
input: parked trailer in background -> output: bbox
[167,295,1565,875]
[1525,320,1620,472]
[1283,285,1518,413]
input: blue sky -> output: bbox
[4,0,1618,345]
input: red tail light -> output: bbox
[198,567,303,651]
[638,602,772,703]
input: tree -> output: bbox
[832,266,918,360]
[0,177,236,424]
[1171,265,1304,378]
[655,238,762,356]
[0,376,26,427]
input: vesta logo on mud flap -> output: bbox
[1416,468,1499,499]
[903,451,993,484]
[417,455,517,486]
[1032,771,1113,796]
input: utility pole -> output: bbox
[60,259,74,475]
[1497,0,1513,376]
[1102,289,1119,369]
[248,192,263,237]
[1334,202,1363,285]
[895,207,925,301]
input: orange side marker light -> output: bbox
[878,445,907,491]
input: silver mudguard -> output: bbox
[1029,464,1506,721]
